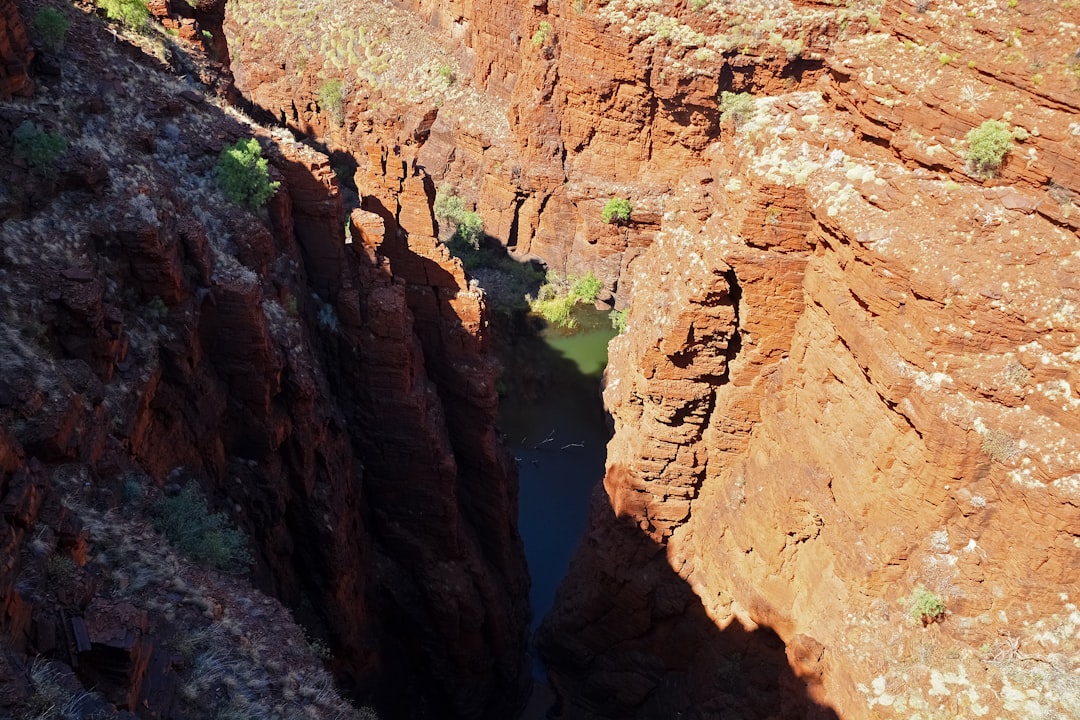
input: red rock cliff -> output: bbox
[215,0,1080,715]
[539,1,1080,718]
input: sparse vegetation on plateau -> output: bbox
[21,660,104,720]
[965,119,1012,177]
[153,484,252,573]
[601,197,632,224]
[215,138,281,208]
[434,183,484,249]
[12,121,67,176]
[33,8,70,50]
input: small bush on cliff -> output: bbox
[434,184,484,249]
[318,78,345,126]
[965,120,1012,177]
[154,484,252,573]
[532,21,553,48]
[601,198,632,225]
[97,0,151,30]
[215,138,281,209]
[610,308,628,334]
[908,587,946,625]
[12,121,67,176]
[33,8,70,50]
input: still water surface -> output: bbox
[498,307,616,653]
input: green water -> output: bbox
[540,306,616,378]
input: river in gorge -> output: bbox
[496,305,617,670]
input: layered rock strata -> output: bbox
[541,1,1080,718]
[215,0,1080,716]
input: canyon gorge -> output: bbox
[2,0,1079,718]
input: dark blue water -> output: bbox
[498,307,615,667]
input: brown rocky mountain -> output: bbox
[2,0,1079,718]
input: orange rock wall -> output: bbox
[541,2,1080,717]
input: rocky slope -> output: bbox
[0,1,528,718]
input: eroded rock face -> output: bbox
[217,0,828,293]
[218,0,1080,715]
[0,8,527,717]
[9,0,1078,717]
[541,2,1080,718]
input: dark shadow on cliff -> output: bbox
[536,487,840,720]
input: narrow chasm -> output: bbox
[8,0,1077,719]
[497,306,616,646]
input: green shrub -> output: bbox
[434,183,466,220]
[966,119,1012,177]
[908,587,946,625]
[530,293,575,329]
[318,78,344,125]
[569,272,603,304]
[12,121,67,176]
[532,21,553,48]
[610,308,627,333]
[153,484,252,573]
[719,91,754,126]
[437,65,455,84]
[215,138,281,208]
[122,474,144,504]
[454,211,484,249]
[97,0,151,30]
[33,8,70,50]
[529,271,603,329]
[434,184,485,249]
[601,198,632,224]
